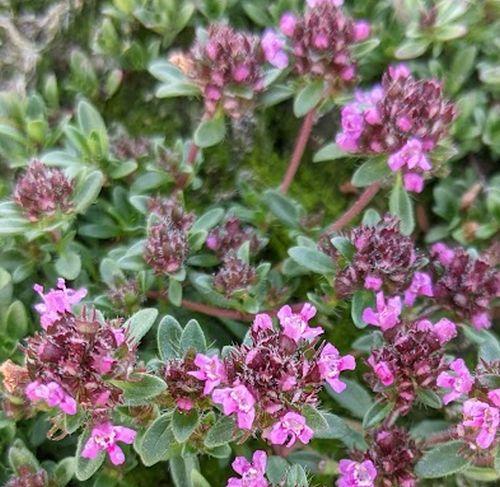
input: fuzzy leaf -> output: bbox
[157,315,183,360]
[194,116,226,148]
[293,80,323,117]
[75,429,104,481]
[204,415,236,448]
[415,441,471,478]
[111,373,166,405]
[389,177,415,235]
[288,246,335,274]
[140,415,178,466]
[124,308,158,345]
[351,290,375,329]
[180,319,207,353]
[362,400,393,428]
[73,171,105,214]
[351,157,390,187]
[172,409,199,443]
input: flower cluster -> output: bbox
[366,318,456,415]
[431,243,500,329]
[13,160,74,221]
[333,215,421,296]
[4,465,48,487]
[263,0,370,91]
[185,24,263,118]
[23,279,135,416]
[188,303,354,446]
[144,197,194,275]
[213,251,257,297]
[336,65,455,192]
[206,216,260,257]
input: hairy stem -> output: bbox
[280,109,316,194]
[323,181,381,235]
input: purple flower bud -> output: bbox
[353,20,371,41]
[262,30,288,69]
[279,12,297,36]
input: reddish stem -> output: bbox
[280,109,316,194]
[186,142,199,166]
[323,181,381,235]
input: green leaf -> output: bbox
[328,379,373,419]
[0,217,29,236]
[261,84,294,107]
[190,208,224,233]
[180,319,206,353]
[124,308,158,345]
[495,448,500,474]
[417,389,443,409]
[315,413,366,449]
[111,373,166,406]
[204,415,236,448]
[313,142,349,162]
[4,300,28,339]
[140,414,177,466]
[330,236,354,261]
[73,171,105,214]
[389,176,415,235]
[362,209,381,226]
[148,60,188,83]
[191,470,212,487]
[55,249,81,280]
[285,464,308,487]
[266,456,289,484]
[194,116,226,148]
[288,246,335,274]
[157,315,183,360]
[362,400,393,428]
[395,39,430,60]
[75,429,104,481]
[262,189,300,228]
[463,466,500,482]
[415,441,471,478]
[351,157,390,187]
[351,290,374,329]
[8,439,39,474]
[302,405,329,435]
[293,80,324,117]
[53,457,75,487]
[168,278,183,307]
[352,38,380,58]
[156,82,200,98]
[172,409,199,443]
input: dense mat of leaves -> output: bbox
[0,1,499,486]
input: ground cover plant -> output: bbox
[0,0,499,485]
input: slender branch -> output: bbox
[280,109,316,194]
[323,181,381,235]
[186,142,199,166]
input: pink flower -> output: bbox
[336,104,364,152]
[404,272,433,306]
[176,398,194,411]
[404,172,424,193]
[188,353,227,395]
[261,31,288,69]
[367,357,394,386]
[488,389,500,408]
[307,0,344,7]
[437,359,474,405]
[431,242,455,265]
[279,12,297,36]
[33,278,87,330]
[337,459,377,487]
[252,313,273,332]
[353,21,371,41]
[364,275,382,291]
[416,318,457,345]
[81,422,136,465]
[212,385,256,430]
[362,292,402,331]
[318,343,355,393]
[93,355,115,374]
[227,450,268,487]
[277,303,323,343]
[233,64,250,82]
[472,311,491,330]
[388,139,431,172]
[26,380,77,415]
[264,412,313,447]
[462,399,499,449]
[111,327,126,346]
[388,63,411,80]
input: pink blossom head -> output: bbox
[227,450,268,487]
[26,380,77,415]
[388,63,411,80]
[188,353,227,395]
[212,385,256,430]
[353,21,371,41]
[404,173,424,193]
[404,272,433,306]
[261,30,288,69]
[279,12,297,37]
[33,278,87,330]
[364,275,382,291]
[277,303,323,343]
[471,312,491,330]
[176,397,194,411]
[337,459,377,487]
[362,292,402,331]
[367,357,394,386]
[488,389,500,408]
[318,343,355,393]
[81,422,136,465]
[307,0,344,7]
[461,399,499,449]
[264,411,313,447]
[252,313,274,333]
[437,358,474,405]
[433,318,457,345]
[430,242,455,265]
[387,139,431,172]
